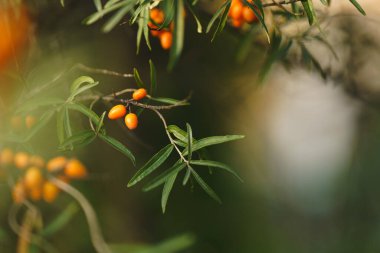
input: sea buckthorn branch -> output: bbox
[262,0,302,8]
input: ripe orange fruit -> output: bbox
[150,8,165,24]
[242,7,257,23]
[30,155,45,168]
[14,152,29,169]
[159,31,172,50]
[150,29,162,37]
[29,186,42,201]
[231,18,244,28]
[24,167,43,189]
[132,88,147,101]
[64,159,87,179]
[47,156,67,172]
[43,181,59,203]
[0,148,13,165]
[12,181,25,204]
[229,4,243,20]
[25,115,36,129]
[125,113,138,130]
[108,104,127,120]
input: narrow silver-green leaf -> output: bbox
[190,160,243,182]
[70,76,95,94]
[167,125,188,143]
[56,109,65,144]
[68,82,99,102]
[133,68,144,88]
[143,162,186,192]
[149,59,157,95]
[96,111,106,134]
[185,0,203,33]
[301,0,317,25]
[84,1,130,25]
[161,173,178,213]
[59,130,96,150]
[183,135,245,155]
[102,3,134,32]
[168,0,185,70]
[93,0,103,12]
[349,0,366,15]
[190,168,221,203]
[128,144,174,187]
[99,134,136,165]
[148,97,189,105]
[66,103,100,126]
[206,0,230,33]
[186,123,193,161]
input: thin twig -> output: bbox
[75,63,134,78]
[50,177,112,253]
[262,0,302,7]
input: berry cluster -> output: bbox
[0,148,88,204]
[10,115,36,130]
[108,88,147,130]
[148,8,173,50]
[228,0,258,28]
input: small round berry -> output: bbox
[64,159,87,179]
[159,31,172,50]
[125,113,138,130]
[150,8,165,24]
[242,7,257,23]
[43,181,59,203]
[0,148,14,165]
[229,4,243,20]
[24,167,43,189]
[231,18,244,28]
[132,88,147,101]
[14,152,29,169]
[150,29,162,37]
[29,186,42,201]
[25,115,36,129]
[47,156,67,172]
[12,181,26,204]
[108,105,127,120]
[30,155,45,168]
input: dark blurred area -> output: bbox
[1,0,380,253]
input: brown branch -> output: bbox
[262,0,302,7]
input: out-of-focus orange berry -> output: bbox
[25,115,36,129]
[229,4,243,20]
[159,31,172,50]
[0,148,13,165]
[242,6,257,23]
[24,167,43,189]
[132,88,147,101]
[125,113,138,130]
[150,8,165,24]
[29,186,42,201]
[108,105,127,120]
[43,181,59,203]
[14,152,29,169]
[30,155,45,168]
[150,29,162,37]
[12,181,25,204]
[47,156,67,172]
[169,22,174,31]
[231,18,244,28]
[11,116,23,130]
[64,159,87,179]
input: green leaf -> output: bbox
[167,125,188,143]
[60,0,65,7]
[142,6,152,51]
[186,123,193,161]
[68,82,99,102]
[185,0,203,33]
[99,134,135,165]
[56,110,65,144]
[183,135,245,155]
[103,2,135,33]
[84,0,130,25]
[96,111,106,134]
[70,76,95,94]
[148,97,189,105]
[133,68,144,88]
[59,130,96,150]
[182,167,191,185]
[16,97,65,113]
[190,168,221,203]
[206,0,230,33]
[23,110,55,142]
[93,0,103,12]
[149,59,157,95]
[349,0,366,15]
[66,103,100,126]
[211,1,231,41]
[143,162,186,192]
[243,0,270,43]
[190,160,243,182]
[168,0,185,70]
[301,0,317,25]
[161,173,178,213]
[128,144,174,187]
[63,107,73,147]
[41,203,80,237]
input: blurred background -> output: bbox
[1,0,380,252]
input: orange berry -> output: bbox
[24,167,43,189]
[132,88,147,101]
[64,159,87,179]
[159,31,172,50]
[0,148,13,165]
[231,18,244,28]
[169,22,174,31]
[43,181,59,203]
[229,4,243,20]
[12,181,25,204]
[29,186,42,201]
[30,155,45,168]
[47,156,67,172]
[25,115,36,129]
[11,116,23,130]
[57,174,71,184]
[150,8,165,24]
[108,104,127,120]
[125,113,138,130]
[150,29,162,37]
[14,152,29,169]
[242,7,257,23]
